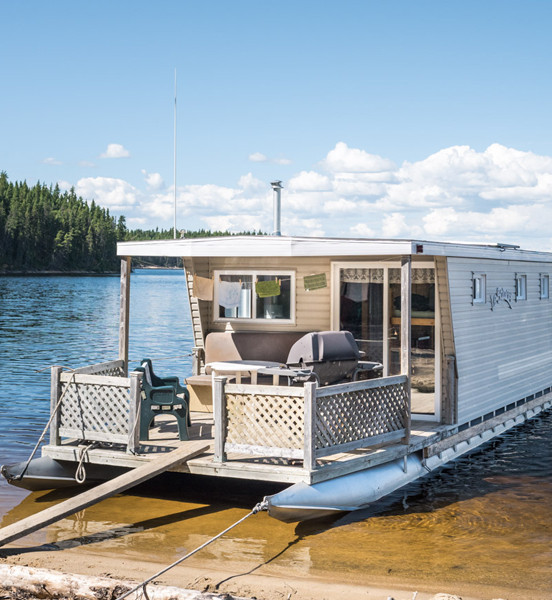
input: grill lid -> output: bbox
[286,331,361,365]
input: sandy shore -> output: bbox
[0,543,529,600]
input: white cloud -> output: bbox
[202,214,263,232]
[127,216,148,227]
[57,180,72,191]
[350,223,376,237]
[43,157,62,165]
[322,142,396,173]
[249,152,291,165]
[100,143,130,159]
[288,171,332,192]
[68,141,552,251]
[141,169,164,190]
[323,198,358,214]
[237,172,266,193]
[281,216,325,237]
[274,157,292,165]
[76,177,138,210]
[381,212,409,237]
[78,160,96,168]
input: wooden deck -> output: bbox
[42,411,447,485]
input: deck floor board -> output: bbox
[42,412,446,484]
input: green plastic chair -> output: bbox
[134,366,189,442]
[141,358,187,394]
[141,358,191,426]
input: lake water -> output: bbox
[0,270,551,598]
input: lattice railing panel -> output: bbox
[225,391,304,458]
[74,359,125,377]
[97,366,125,377]
[58,379,131,444]
[315,380,408,451]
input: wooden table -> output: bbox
[207,360,284,385]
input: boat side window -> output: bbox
[515,273,527,301]
[472,272,486,304]
[540,273,550,299]
[214,270,294,322]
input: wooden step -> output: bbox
[0,441,209,547]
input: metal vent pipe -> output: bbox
[271,180,283,236]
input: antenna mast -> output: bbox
[173,68,177,239]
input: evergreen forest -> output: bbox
[0,173,262,272]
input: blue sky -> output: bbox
[2,1,552,249]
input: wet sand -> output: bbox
[1,468,551,600]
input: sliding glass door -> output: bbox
[332,262,439,419]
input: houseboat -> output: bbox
[3,235,551,522]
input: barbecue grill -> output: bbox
[286,330,378,385]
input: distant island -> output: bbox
[0,172,263,273]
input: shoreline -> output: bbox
[0,543,542,600]
[0,270,119,277]
[0,266,181,276]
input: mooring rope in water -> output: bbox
[115,500,268,600]
[11,370,78,481]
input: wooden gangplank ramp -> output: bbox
[0,441,208,547]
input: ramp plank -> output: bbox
[0,441,209,547]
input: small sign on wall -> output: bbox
[304,273,327,291]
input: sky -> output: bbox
[2,1,552,250]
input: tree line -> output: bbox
[0,173,263,272]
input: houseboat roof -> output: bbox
[117,236,552,263]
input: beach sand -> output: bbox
[0,542,534,600]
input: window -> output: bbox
[214,270,295,322]
[540,273,550,299]
[472,272,486,304]
[515,273,527,301]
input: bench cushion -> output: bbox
[204,331,308,365]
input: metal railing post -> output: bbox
[401,256,412,445]
[303,381,318,472]
[119,257,131,375]
[128,371,142,453]
[214,376,227,463]
[49,366,63,446]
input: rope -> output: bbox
[115,501,268,600]
[75,442,98,484]
[34,353,194,373]
[11,370,77,481]
[127,396,142,456]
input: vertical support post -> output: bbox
[128,370,142,454]
[49,366,63,446]
[401,256,412,444]
[382,267,390,377]
[119,257,131,375]
[192,346,204,376]
[213,376,227,463]
[444,355,457,425]
[303,381,318,473]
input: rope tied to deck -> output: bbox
[115,500,268,600]
[75,442,99,484]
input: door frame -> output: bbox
[331,260,441,421]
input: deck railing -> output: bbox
[214,374,410,471]
[49,360,142,453]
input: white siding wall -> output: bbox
[448,257,552,423]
